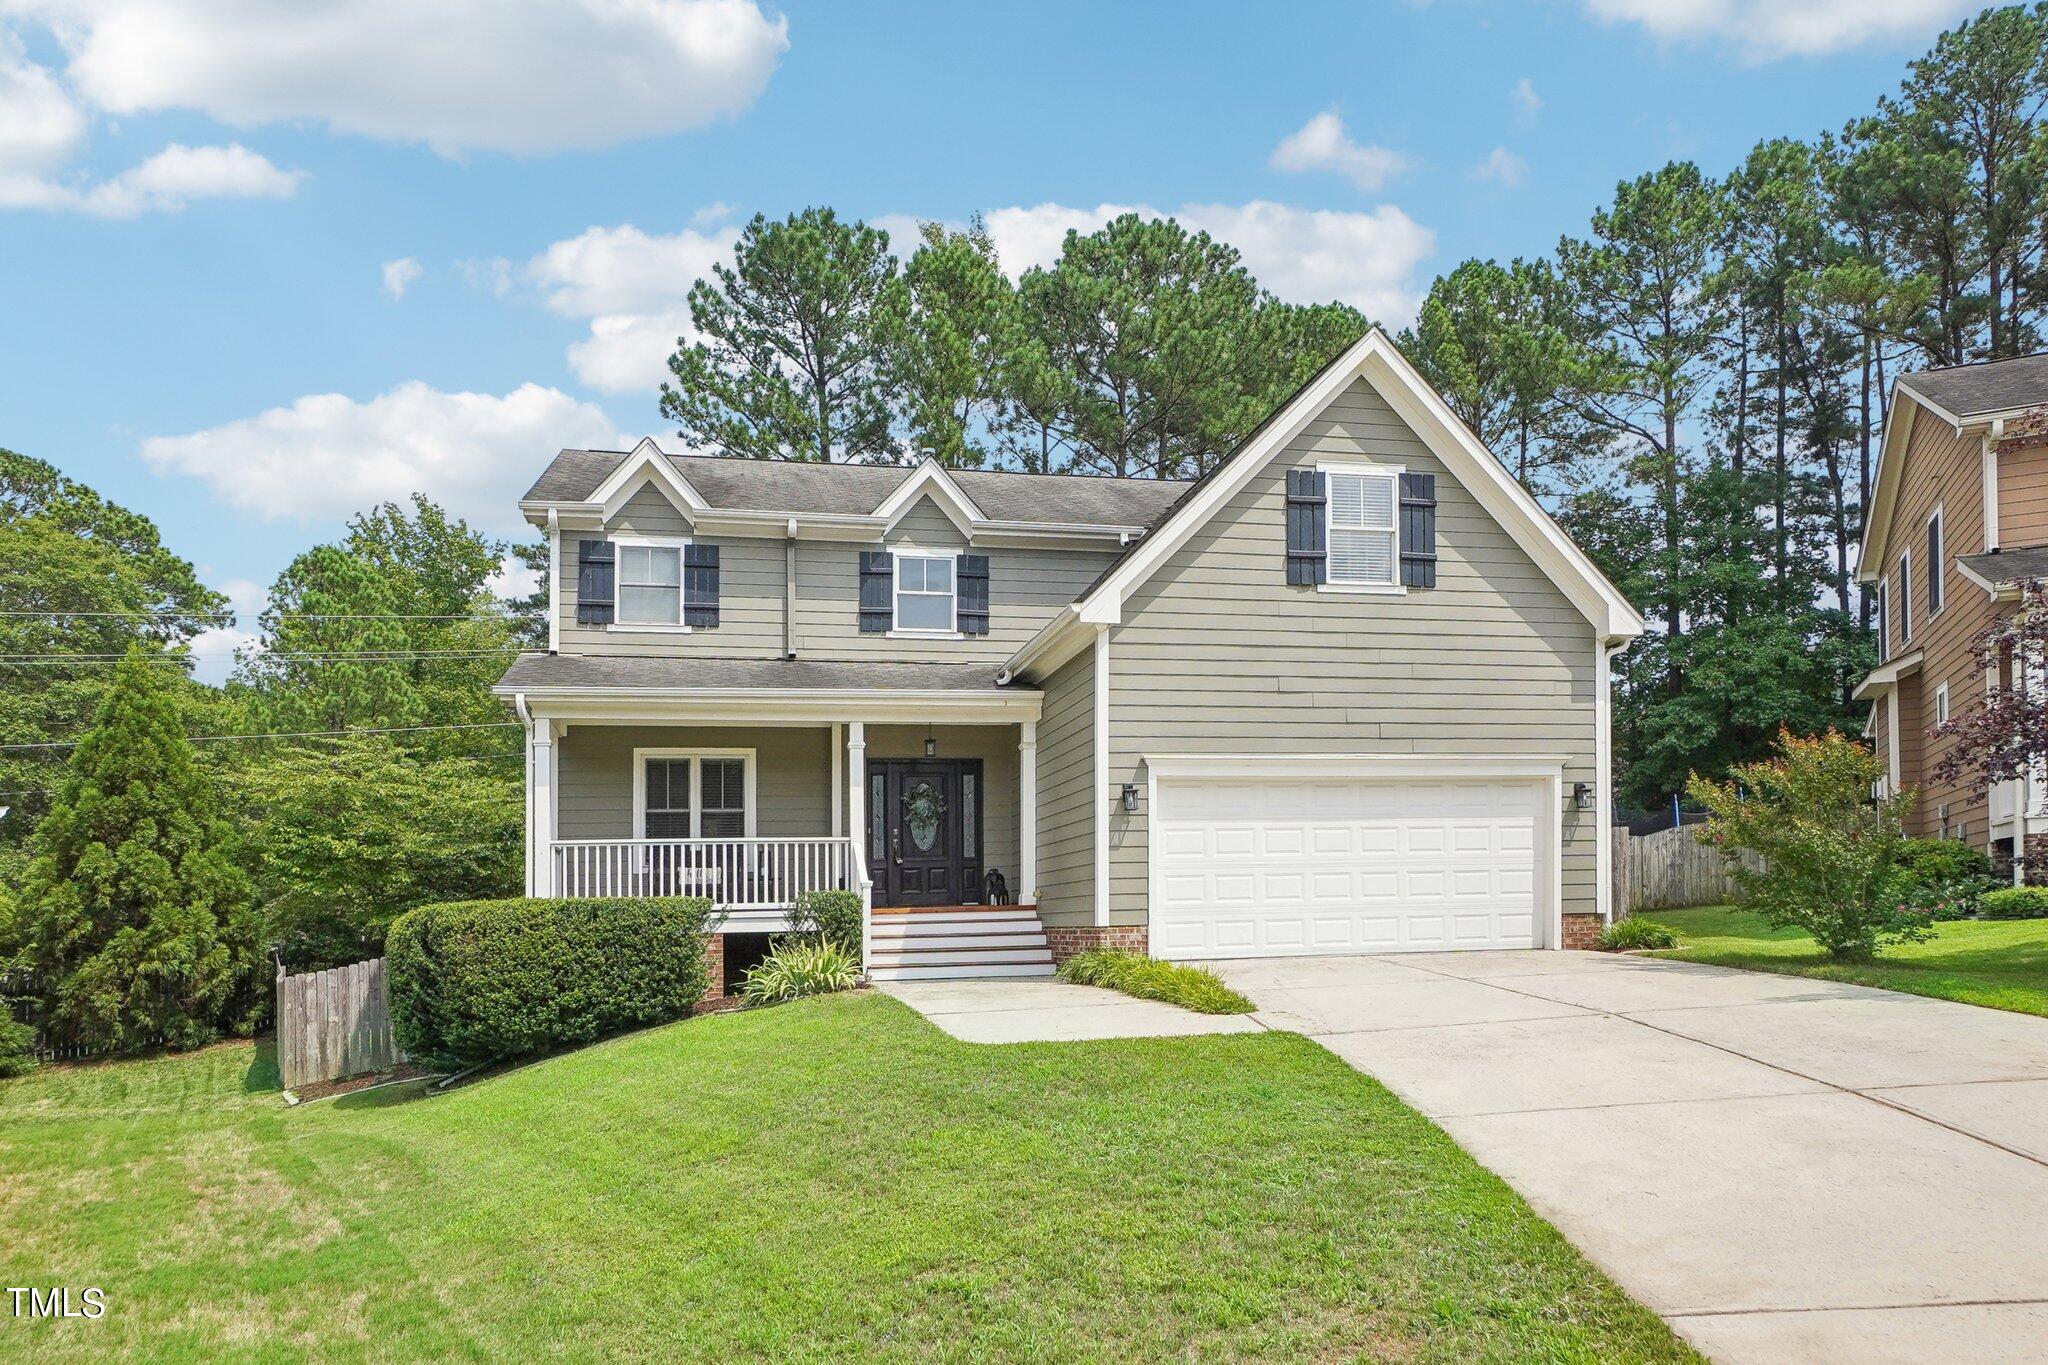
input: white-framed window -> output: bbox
[1926,506,1944,618]
[615,536,690,628]
[1323,464,1402,591]
[1934,681,1950,726]
[1896,547,1913,646]
[633,749,755,840]
[893,552,958,633]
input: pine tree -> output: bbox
[22,651,256,1051]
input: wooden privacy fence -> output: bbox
[276,957,406,1089]
[1612,824,1762,915]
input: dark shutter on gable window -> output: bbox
[858,550,893,633]
[576,538,616,624]
[683,544,720,627]
[1399,472,1437,589]
[1285,468,1327,585]
[958,554,990,635]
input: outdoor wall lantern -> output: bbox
[1572,781,1594,812]
[1120,783,1141,813]
[924,726,937,759]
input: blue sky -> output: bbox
[1,0,1976,677]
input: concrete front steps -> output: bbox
[866,905,1056,982]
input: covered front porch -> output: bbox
[504,657,1050,973]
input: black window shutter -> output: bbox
[1400,472,1438,588]
[1285,468,1327,585]
[858,550,893,633]
[958,554,991,635]
[576,538,616,624]
[684,544,720,627]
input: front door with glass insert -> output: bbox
[868,759,982,906]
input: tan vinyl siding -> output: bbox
[1999,441,2048,547]
[1033,646,1096,925]
[1880,415,1993,842]
[557,725,832,840]
[1102,376,1600,928]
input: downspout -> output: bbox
[784,517,798,659]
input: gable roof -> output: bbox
[1000,329,1643,680]
[1897,352,2048,424]
[521,446,1190,530]
[1861,352,2048,578]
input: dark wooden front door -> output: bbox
[869,759,983,906]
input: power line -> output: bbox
[0,721,521,753]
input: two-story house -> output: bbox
[1855,351,2048,879]
[494,330,1643,993]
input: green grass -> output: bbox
[0,992,1694,1362]
[1055,948,1257,1014]
[1642,906,2048,1018]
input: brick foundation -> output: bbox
[2025,835,2048,888]
[1561,914,1604,951]
[697,933,728,1011]
[1043,924,1147,963]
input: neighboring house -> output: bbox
[1855,351,2048,879]
[494,331,1643,990]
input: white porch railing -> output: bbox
[549,837,857,909]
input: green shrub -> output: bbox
[740,939,861,1005]
[788,889,864,960]
[1980,887,2048,920]
[386,897,718,1070]
[0,1001,37,1079]
[1056,950,1255,1015]
[1885,838,1997,920]
[1599,916,1678,950]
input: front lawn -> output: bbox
[0,993,1693,1362]
[1642,906,2048,1018]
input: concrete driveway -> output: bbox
[1210,951,2048,1365]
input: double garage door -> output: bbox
[1150,773,1547,959]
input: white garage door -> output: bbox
[1151,775,1545,958]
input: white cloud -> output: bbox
[21,0,788,156]
[1510,77,1541,120]
[1583,0,1972,59]
[381,256,422,300]
[524,220,739,392]
[140,381,622,530]
[1268,110,1408,192]
[0,31,302,214]
[456,256,515,297]
[485,553,541,601]
[1470,146,1528,187]
[185,574,265,686]
[0,30,85,178]
[982,200,1435,326]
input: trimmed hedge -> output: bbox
[788,889,863,960]
[387,897,717,1069]
[1980,887,2048,920]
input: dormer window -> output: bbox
[894,553,957,632]
[618,540,687,626]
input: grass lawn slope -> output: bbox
[1644,906,2048,1018]
[1,992,1693,1362]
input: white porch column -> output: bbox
[846,721,867,870]
[830,722,843,838]
[1018,720,1038,904]
[531,719,558,896]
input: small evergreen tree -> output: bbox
[21,651,256,1051]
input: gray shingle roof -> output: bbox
[520,448,1189,528]
[495,652,1022,693]
[1900,352,2048,420]
[1958,545,2048,586]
